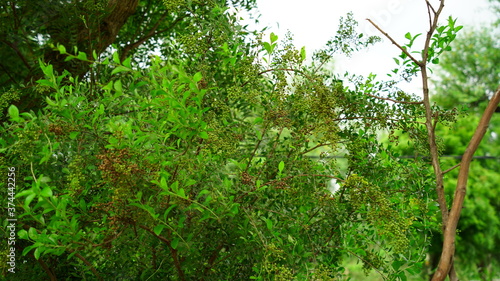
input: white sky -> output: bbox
[241,0,497,95]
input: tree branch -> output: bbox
[140,225,186,281]
[120,13,187,61]
[432,86,500,280]
[442,163,461,175]
[364,92,424,105]
[36,256,58,281]
[1,40,32,70]
[71,251,103,281]
[365,19,421,67]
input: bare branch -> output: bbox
[120,13,186,61]
[364,92,424,105]
[366,19,421,66]
[72,251,103,281]
[442,163,461,175]
[1,40,32,70]
[422,1,446,64]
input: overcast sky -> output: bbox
[243,0,497,94]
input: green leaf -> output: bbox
[112,51,120,64]
[300,46,306,61]
[77,51,88,61]
[154,224,166,236]
[185,179,197,187]
[193,72,203,83]
[199,131,209,139]
[263,42,272,54]
[58,45,67,54]
[114,80,123,94]
[40,186,53,197]
[171,237,179,249]
[34,247,42,260]
[25,193,37,207]
[16,189,33,198]
[122,57,132,68]
[278,161,285,173]
[111,66,131,75]
[163,205,177,220]
[69,131,80,140]
[177,188,186,198]
[28,227,38,239]
[22,244,38,257]
[270,32,278,43]
[8,105,19,119]
[265,218,272,231]
[39,61,54,78]
[171,181,179,192]
[45,97,58,106]
[431,57,440,64]
[405,32,411,40]
[67,251,77,260]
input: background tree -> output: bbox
[0,0,256,115]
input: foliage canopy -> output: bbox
[1,1,499,280]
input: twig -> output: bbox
[72,251,103,281]
[240,68,315,88]
[301,142,335,155]
[140,225,186,281]
[366,19,421,67]
[120,13,187,61]
[442,163,461,175]
[364,92,424,105]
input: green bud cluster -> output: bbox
[10,125,41,162]
[0,89,21,119]
[272,264,294,281]
[83,0,107,12]
[67,155,86,197]
[162,0,185,11]
[312,264,336,280]
[178,33,209,54]
[261,243,295,280]
[345,174,413,253]
[96,149,140,203]
[362,250,384,275]
[205,122,238,155]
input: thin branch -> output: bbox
[72,251,103,281]
[0,63,18,85]
[140,225,186,281]
[120,13,187,61]
[240,68,315,88]
[426,1,437,31]
[262,174,345,187]
[301,142,335,155]
[422,1,446,64]
[365,19,421,67]
[1,40,32,70]
[364,92,424,105]
[426,0,437,15]
[332,115,424,124]
[335,246,388,279]
[36,256,58,281]
[442,163,461,175]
